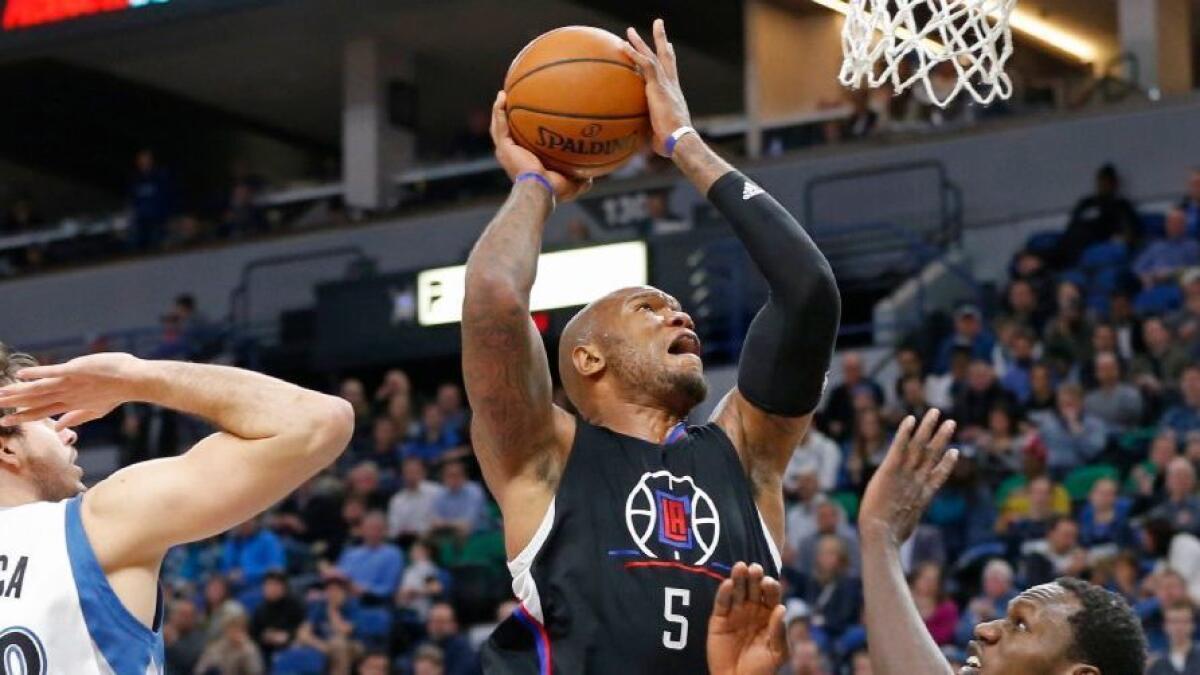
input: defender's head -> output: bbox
[0,344,82,502]
[558,287,706,421]
[967,578,1146,675]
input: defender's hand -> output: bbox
[0,352,144,428]
[623,19,693,157]
[707,562,787,675]
[858,409,959,545]
[490,91,592,203]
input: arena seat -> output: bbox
[269,646,327,675]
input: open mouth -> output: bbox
[960,642,982,674]
[667,332,702,357]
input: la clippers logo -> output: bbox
[626,471,720,565]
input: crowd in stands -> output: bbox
[782,165,1200,675]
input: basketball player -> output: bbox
[858,409,1147,675]
[469,18,839,673]
[0,345,353,673]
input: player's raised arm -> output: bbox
[858,409,959,675]
[462,92,587,485]
[625,20,841,543]
[0,353,352,568]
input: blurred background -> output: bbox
[5,1,1200,674]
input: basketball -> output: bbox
[504,26,650,179]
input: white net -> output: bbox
[838,0,1017,108]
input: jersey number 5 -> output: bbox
[662,587,690,650]
[0,627,46,675]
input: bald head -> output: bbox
[558,286,706,421]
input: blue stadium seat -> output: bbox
[353,607,394,650]
[1141,211,1167,239]
[270,647,327,675]
[1078,241,1128,270]
[1025,230,1062,256]
[1135,283,1183,315]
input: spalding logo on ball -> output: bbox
[504,26,650,179]
[625,471,721,566]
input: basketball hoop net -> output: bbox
[837,0,1017,107]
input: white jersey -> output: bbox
[0,496,164,674]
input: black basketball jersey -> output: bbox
[481,417,781,674]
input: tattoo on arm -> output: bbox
[462,184,561,476]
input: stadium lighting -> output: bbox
[810,0,1100,64]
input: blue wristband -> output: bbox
[665,126,697,157]
[515,171,555,204]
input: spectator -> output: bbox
[295,576,361,675]
[955,560,1017,645]
[1042,281,1092,375]
[436,382,468,437]
[1021,516,1089,586]
[336,511,405,604]
[1025,362,1058,414]
[908,562,958,646]
[1130,430,1179,511]
[360,416,401,476]
[997,327,1037,403]
[340,378,373,430]
[388,457,445,542]
[1001,278,1049,336]
[1052,163,1141,268]
[386,391,419,444]
[1031,383,1108,477]
[974,405,1028,488]
[413,644,448,675]
[431,460,487,537]
[795,500,862,576]
[273,475,346,554]
[1150,458,1200,535]
[1141,568,1192,653]
[376,369,411,405]
[789,535,862,641]
[250,570,305,662]
[419,602,478,675]
[823,352,884,441]
[128,148,174,251]
[201,575,245,641]
[1078,477,1135,553]
[1080,322,1124,388]
[194,608,265,675]
[926,345,972,410]
[785,476,826,560]
[1136,208,1200,289]
[397,539,446,620]
[788,640,832,675]
[357,651,392,675]
[1168,269,1200,342]
[952,359,1016,440]
[1151,603,1200,674]
[1132,318,1190,396]
[220,516,286,589]
[347,462,390,511]
[163,598,206,675]
[783,426,841,494]
[1084,351,1144,431]
[1163,366,1200,436]
[843,406,889,492]
[403,402,463,464]
[891,346,927,401]
[935,304,995,374]
[219,180,265,239]
[1000,474,1070,541]
[888,374,932,425]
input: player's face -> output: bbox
[604,287,707,415]
[12,418,83,501]
[966,585,1082,675]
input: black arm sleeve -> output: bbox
[707,170,841,416]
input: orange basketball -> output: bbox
[504,26,649,179]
